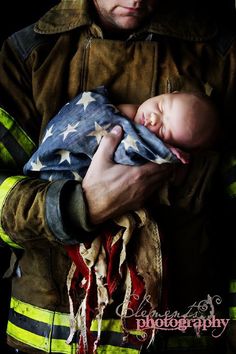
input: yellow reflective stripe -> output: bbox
[7,321,50,352]
[0,176,26,249]
[10,297,140,353]
[91,318,142,336]
[230,280,236,293]
[7,322,76,354]
[9,297,76,353]
[97,345,139,353]
[0,108,35,155]
[11,297,71,327]
[0,233,22,248]
[0,142,16,166]
[12,297,142,334]
[229,307,236,319]
[51,339,76,354]
[227,181,236,198]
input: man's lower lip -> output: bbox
[121,7,140,14]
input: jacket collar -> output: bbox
[34,0,92,34]
[34,0,218,41]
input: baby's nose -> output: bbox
[150,112,159,126]
[145,112,160,127]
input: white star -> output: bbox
[57,150,71,164]
[122,135,139,152]
[60,122,80,141]
[152,156,171,164]
[72,171,83,181]
[42,125,54,143]
[76,92,96,110]
[30,157,46,171]
[87,122,111,144]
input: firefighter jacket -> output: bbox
[0,0,236,353]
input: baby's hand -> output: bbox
[117,104,139,120]
[167,145,190,164]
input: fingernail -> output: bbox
[111,125,122,135]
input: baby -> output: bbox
[23,87,219,180]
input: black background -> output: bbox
[0,0,59,46]
[0,2,58,352]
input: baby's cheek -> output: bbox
[149,125,161,137]
[133,113,143,125]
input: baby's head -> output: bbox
[119,91,219,152]
[134,91,219,151]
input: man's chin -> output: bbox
[113,17,144,31]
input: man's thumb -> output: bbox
[98,125,123,158]
[110,125,123,136]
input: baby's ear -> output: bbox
[168,146,190,164]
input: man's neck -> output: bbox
[102,27,134,40]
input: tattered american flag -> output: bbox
[23,86,178,180]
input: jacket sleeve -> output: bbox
[0,175,94,248]
[0,36,94,249]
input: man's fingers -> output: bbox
[95,125,123,160]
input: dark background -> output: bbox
[0,2,59,353]
[0,1,60,46]
[0,0,235,353]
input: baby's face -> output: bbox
[134,92,199,148]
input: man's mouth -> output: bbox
[119,6,141,15]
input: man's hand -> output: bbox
[82,126,172,224]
